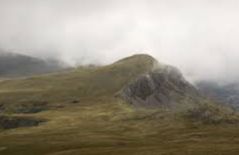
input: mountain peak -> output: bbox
[110,54,158,76]
[114,54,157,65]
[117,55,201,107]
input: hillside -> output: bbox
[0,51,64,78]
[0,54,157,113]
[0,54,201,113]
[0,54,239,155]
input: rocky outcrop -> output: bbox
[119,64,201,107]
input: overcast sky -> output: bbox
[0,0,239,83]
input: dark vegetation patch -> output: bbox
[0,101,49,114]
[13,101,49,113]
[0,115,46,129]
[0,103,4,112]
[71,100,79,104]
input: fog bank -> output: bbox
[1,0,239,83]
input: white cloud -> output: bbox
[0,0,239,83]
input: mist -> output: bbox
[1,0,239,83]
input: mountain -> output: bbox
[0,54,238,155]
[196,81,239,109]
[0,51,64,77]
[0,54,201,112]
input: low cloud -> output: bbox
[1,0,239,83]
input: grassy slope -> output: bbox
[0,102,239,155]
[0,54,155,108]
[0,54,239,155]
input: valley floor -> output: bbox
[0,100,239,155]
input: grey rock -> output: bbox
[119,65,200,107]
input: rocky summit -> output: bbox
[119,60,200,107]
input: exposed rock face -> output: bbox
[119,64,200,107]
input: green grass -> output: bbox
[0,100,239,155]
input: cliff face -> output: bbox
[119,64,201,107]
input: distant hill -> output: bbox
[196,81,239,109]
[0,51,65,77]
